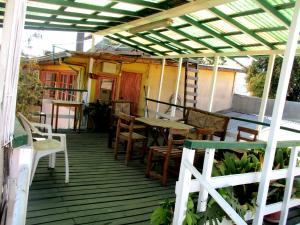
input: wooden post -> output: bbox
[254,1,300,224]
[171,57,183,118]
[257,54,276,131]
[208,56,219,112]
[173,147,195,225]
[156,58,165,118]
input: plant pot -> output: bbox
[264,211,281,223]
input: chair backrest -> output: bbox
[112,100,132,116]
[17,112,34,146]
[184,107,230,140]
[117,112,135,135]
[236,126,259,142]
[167,128,189,150]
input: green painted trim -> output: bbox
[33,0,141,17]
[25,22,99,32]
[256,0,291,27]
[148,30,196,53]
[13,118,28,148]
[210,8,276,50]
[112,34,163,55]
[180,15,244,51]
[184,140,300,150]
[43,87,88,92]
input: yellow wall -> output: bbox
[39,57,236,116]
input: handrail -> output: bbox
[43,86,88,92]
[184,139,300,149]
[145,98,300,134]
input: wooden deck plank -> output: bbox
[27,133,175,224]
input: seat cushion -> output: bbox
[33,139,61,151]
[120,132,146,140]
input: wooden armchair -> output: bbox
[236,126,259,142]
[114,112,147,165]
[146,128,189,186]
[108,100,144,148]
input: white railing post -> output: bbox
[279,147,299,225]
[171,58,183,118]
[156,58,166,118]
[197,148,215,211]
[253,1,300,224]
[257,54,276,132]
[173,147,195,225]
[208,56,219,112]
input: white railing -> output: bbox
[173,140,300,225]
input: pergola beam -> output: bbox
[255,0,291,29]
[31,0,141,17]
[210,8,276,50]
[96,0,236,36]
[180,15,244,51]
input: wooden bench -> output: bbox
[182,107,230,141]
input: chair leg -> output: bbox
[114,135,120,160]
[48,153,56,168]
[30,154,40,185]
[162,156,170,186]
[64,150,69,183]
[125,139,132,166]
[145,149,153,177]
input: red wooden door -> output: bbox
[119,71,142,113]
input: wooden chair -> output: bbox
[17,113,69,185]
[108,100,145,148]
[236,126,259,142]
[146,128,189,186]
[114,112,147,165]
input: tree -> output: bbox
[246,56,300,101]
[16,60,43,117]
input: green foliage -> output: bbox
[16,60,43,118]
[151,199,174,225]
[246,56,300,101]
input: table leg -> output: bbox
[78,105,82,133]
[51,103,54,127]
[73,106,77,131]
[55,105,59,133]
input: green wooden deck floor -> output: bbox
[26,133,175,225]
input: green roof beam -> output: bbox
[210,8,276,50]
[113,33,164,55]
[255,0,290,28]
[32,0,141,17]
[25,21,99,31]
[180,15,244,51]
[148,30,197,54]
[167,26,221,52]
[106,36,159,55]
[134,33,184,54]
[110,0,167,10]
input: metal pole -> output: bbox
[257,54,276,131]
[208,56,219,112]
[253,1,300,224]
[171,57,183,118]
[156,58,165,118]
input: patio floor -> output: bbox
[26,132,175,225]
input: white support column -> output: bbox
[279,147,299,225]
[91,34,95,52]
[197,148,215,211]
[171,57,183,118]
[173,147,195,225]
[156,58,166,118]
[257,54,276,131]
[207,56,219,112]
[86,58,94,103]
[253,1,300,224]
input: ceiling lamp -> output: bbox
[128,19,173,34]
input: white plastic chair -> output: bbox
[17,113,69,185]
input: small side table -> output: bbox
[51,100,83,132]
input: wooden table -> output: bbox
[51,100,83,132]
[136,117,194,145]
